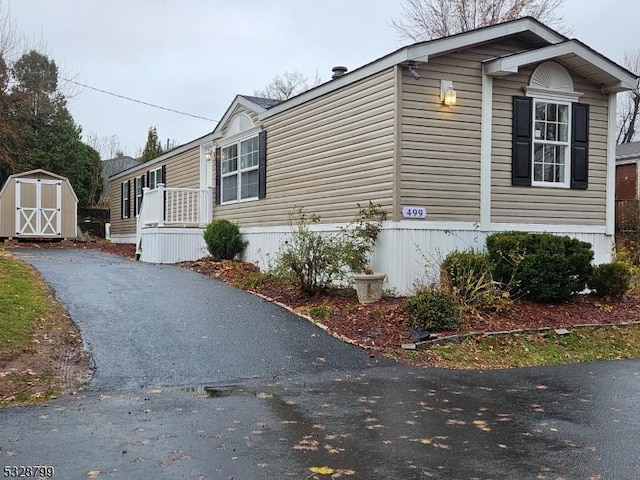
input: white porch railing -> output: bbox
[136,183,213,255]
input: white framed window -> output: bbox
[221,135,259,204]
[121,181,130,218]
[134,177,143,215]
[148,167,163,189]
[532,99,571,187]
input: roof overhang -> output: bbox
[260,17,565,120]
[484,40,637,92]
[109,131,215,181]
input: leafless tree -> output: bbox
[390,0,568,42]
[254,70,321,101]
[617,49,640,144]
[86,131,127,159]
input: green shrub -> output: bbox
[203,219,248,261]
[441,250,491,300]
[403,286,462,332]
[588,262,631,298]
[308,304,333,320]
[271,204,385,295]
[486,232,593,303]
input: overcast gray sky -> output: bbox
[5,0,639,157]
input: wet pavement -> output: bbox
[2,249,640,479]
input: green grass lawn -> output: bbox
[0,251,49,356]
[397,325,640,369]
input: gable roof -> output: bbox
[484,39,636,92]
[211,95,280,139]
[259,16,636,120]
[239,95,282,109]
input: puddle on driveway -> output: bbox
[185,385,273,399]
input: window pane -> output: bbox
[555,165,564,183]
[558,104,569,123]
[534,144,543,163]
[240,137,259,169]
[222,158,237,174]
[534,163,543,182]
[546,123,556,141]
[535,122,545,140]
[222,174,238,202]
[241,170,259,199]
[558,124,568,142]
[544,164,553,182]
[555,145,566,165]
[546,103,557,121]
[544,144,554,163]
[535,102,546,120]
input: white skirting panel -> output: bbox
[241,222,614,296]
[139,227,208,264]
[110,233,137,244]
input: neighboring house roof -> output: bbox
[258,16,636,121]
[616,142,640,162]
[102,156,140,178]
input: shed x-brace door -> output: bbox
[15,179,62,237]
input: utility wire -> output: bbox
[60,77,218,123]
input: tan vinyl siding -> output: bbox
[108,146,200,236]
[399,41,528,222]
[214,68,397,226]
[491,65,609,225]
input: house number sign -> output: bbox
[401,206,427,218]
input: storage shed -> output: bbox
[0,169,78,239]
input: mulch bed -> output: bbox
[178,257,640,349]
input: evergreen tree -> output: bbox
[1,50,103,205]
[140,126,163,162]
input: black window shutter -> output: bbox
[121,183,125,218]
[133,178,138,216]
[571,103,589,190]
[258,131,267,199]
[512,96,533,186]
[214,147,221,205]
[141,174,145,189]
[127,179,132,218]
[146,170,150,187]
[161,165,167,185]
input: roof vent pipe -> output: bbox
[331,66,348,79]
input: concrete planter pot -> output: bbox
[352,272,386,304]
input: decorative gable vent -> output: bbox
[227,112,254,136]
[526,62,581,102]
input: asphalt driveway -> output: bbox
[2,248,640,479]
[12,249,383,390]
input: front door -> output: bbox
[15,179,62,237]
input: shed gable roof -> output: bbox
[617,141,640,161]
[0,169,78,203]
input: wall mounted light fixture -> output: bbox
[407,61,420,80]
[440,79,457,106]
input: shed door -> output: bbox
[15,179,62,237]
